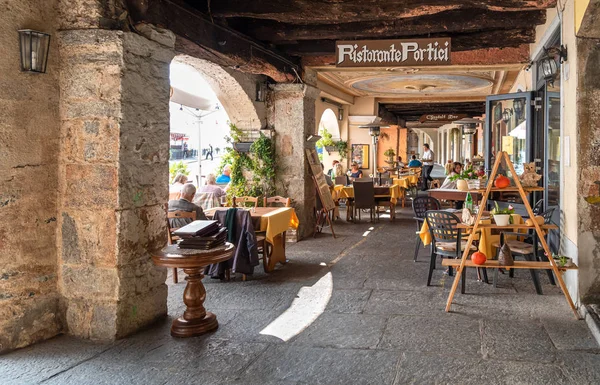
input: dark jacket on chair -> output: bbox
[204,209,259,278]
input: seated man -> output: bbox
[198,173,226,198]
[408,155,422,168]
[168,183,207,228]
[321,163,334,187]
[327,160,339,178]
[215,165,231,184]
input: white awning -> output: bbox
[169,86,213,111]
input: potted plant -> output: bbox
[316,128,336,154]
[491,201,514,226]
[552,254,573,268]
[383,148,396,168]
[335,140,349,160]
[449,167,479,191]
[226,122,257,153]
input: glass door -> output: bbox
[484,92,534,212]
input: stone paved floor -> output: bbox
[2,207,600,385]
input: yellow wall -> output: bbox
[575,0,591,33]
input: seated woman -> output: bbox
[440,162,463,189]
[169,173,188,200]
[349,162,363,181]
[332,163,349,185]
[198,174,226,197]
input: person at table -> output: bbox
[420,143,434,191]
[168,184,207,228]
[440,162,463,189]
[348,162,363,181]
[198,173,226,198]
[397,156,405,168]
[169,173,188,200]
[327,160,339,178]
[332,163,350,185]
[444,159,454,175]
[408,155,422,168]
[216,165,231,184]
[321,163,334,187]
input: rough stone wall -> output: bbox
[57,29,173,339]
[269,84,319,238]
[0,0,63,353]
[576,36,600,304]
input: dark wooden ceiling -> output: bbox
[183,0,553,59]
[382,101,485,121]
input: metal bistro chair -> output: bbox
[166,207,196,284]
[425,210,480,293]
[352,179,376,223]
[412,196,441,262]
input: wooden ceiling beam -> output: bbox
[302,45,531,67]
[125,0,298,82]
[199,0,556,24]
[281,28,536,57]
[242,9,546,42]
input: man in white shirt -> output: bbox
[421,143,435,191]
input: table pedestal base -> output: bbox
[171,312,218,338]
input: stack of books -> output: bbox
[173,220,227,250]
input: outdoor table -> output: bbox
[151,243,234,337]
[205,207,299,271]
[393,175,419,189]
[427,188,481,205]
[333,184,400,221]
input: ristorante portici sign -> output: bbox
[336,38,451,67]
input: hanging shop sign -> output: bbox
[336,38,451,67]
[419,113,467,123]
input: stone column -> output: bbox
[270,84,320,239]
[57,29,174,340]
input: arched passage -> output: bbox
[172,55,263,130]
[318,108,340,139]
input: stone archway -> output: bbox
[172,55,264,130]
[318,108,340,139]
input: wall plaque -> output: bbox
[336,38,451,67]
[418,113,467,123]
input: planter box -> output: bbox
[233,142,253,153]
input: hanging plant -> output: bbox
[335,140,348,160]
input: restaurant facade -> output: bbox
[2,0,600,353]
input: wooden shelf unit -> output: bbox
[444,151,580,319]
[442,259,577,270]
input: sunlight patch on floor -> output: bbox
[259,272,333,342]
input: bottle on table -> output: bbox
[465,192,473,212]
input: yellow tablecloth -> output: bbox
[333,184,402,204]
[259,207,299,244]
[418,213,524,259]
[394,175,419,189]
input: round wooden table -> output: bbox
[151,243,234,338]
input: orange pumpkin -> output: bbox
[494,175,511,189]
[471,251,487,265]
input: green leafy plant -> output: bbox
[169,161,190,182]
[316,128,336,149]
[225,122,243,143]
[449,167,479,181]
[552,254,572,267]
[383,148,396,157]
[491,201,515,215]
[335,140,348,160]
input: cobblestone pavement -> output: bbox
[2,207,599,385]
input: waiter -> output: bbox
[421,143,434,191]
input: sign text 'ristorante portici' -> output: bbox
[336,38,451,67]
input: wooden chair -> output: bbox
[425,210,481,293]
[166,209,196,284]
[233,196,259,208]
[264,196,291,207]
[412,196,441,262]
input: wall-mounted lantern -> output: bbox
[540,45,567,86]
[502,108,513,123]
[255,82,268,102]
[513,99,525,121]
[338,108,344,121]
[453,118,481,136]
[19,30,51,73]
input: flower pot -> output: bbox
[494,214,511,227]
[553,256,573,268]
[467,179,480,190]
[456,179,469,191]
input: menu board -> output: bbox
[305,148,336,212]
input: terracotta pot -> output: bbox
[456,179,469,191]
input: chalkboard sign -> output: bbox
[305,148,336,212]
